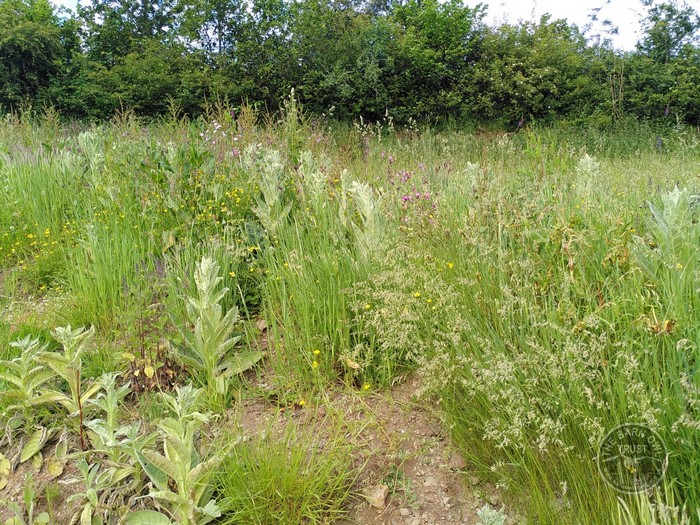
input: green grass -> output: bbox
[0,108,699,524]
[216,419,358,524]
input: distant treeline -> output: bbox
[1,0,698,126]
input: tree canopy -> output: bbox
[0,0,698,126]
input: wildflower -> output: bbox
[229,271,236,277]
[364,303,371,310]
[313,349,320,356]
[312,360,319,369]
[413,292,421,298]
[298,399,306,407]
[446,262,454,269]
[676,262,683,269]
[363,383,371,391]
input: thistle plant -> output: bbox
[172,256,262,408]
[297,150,330,213]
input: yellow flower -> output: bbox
[427,298,433,303]
[446,262,454,269]
[298,399,306,407]
[413,292,421,298]
[363,383,371,391]
[364,303,371,310]
[313,349,320,356]
[229,271,236,277]
[676,262,683,269]
[312,360,319,369]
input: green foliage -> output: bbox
[171,256,262,408]
[216,422,357,524]
[0,336,52,421]
[637,0,700,63]
[1,0,699,125]
[34,326,102,416]
[132,385,229,525]
[1,110,700,525]
[0,475,50,525]
[0,0,62,109]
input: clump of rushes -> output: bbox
[171,256,262,409]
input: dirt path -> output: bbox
[232,376,506,525]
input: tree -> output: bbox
[0,0,62,109]
[637,0,700,63]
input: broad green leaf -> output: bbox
[142,450,179,481]
[55,439,68,460]
[81,382,103,403]
[31,451,43,471]
[124,510,174,525]
[80,503,93,525]
[0,372,22,388]
[47,457,64,478]
[136,451,169,492]
[36,352,70,375]
[149,490,183,505]
[30,391,71,406]
[27,369,57,390]
[200,499,221,518]
[221,349,263,375]
[21,427,48,463]
[187,456,223,503]
[0,453,10,490]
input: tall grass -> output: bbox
[1,107,699,523]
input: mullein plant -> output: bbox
[0,336,52,432]
[34,326,102,451]
[127,385,233,525]
[242,145,292,239]
[171,256,262,409]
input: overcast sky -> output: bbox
[54,0,700,51]
[470,0,699,50]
